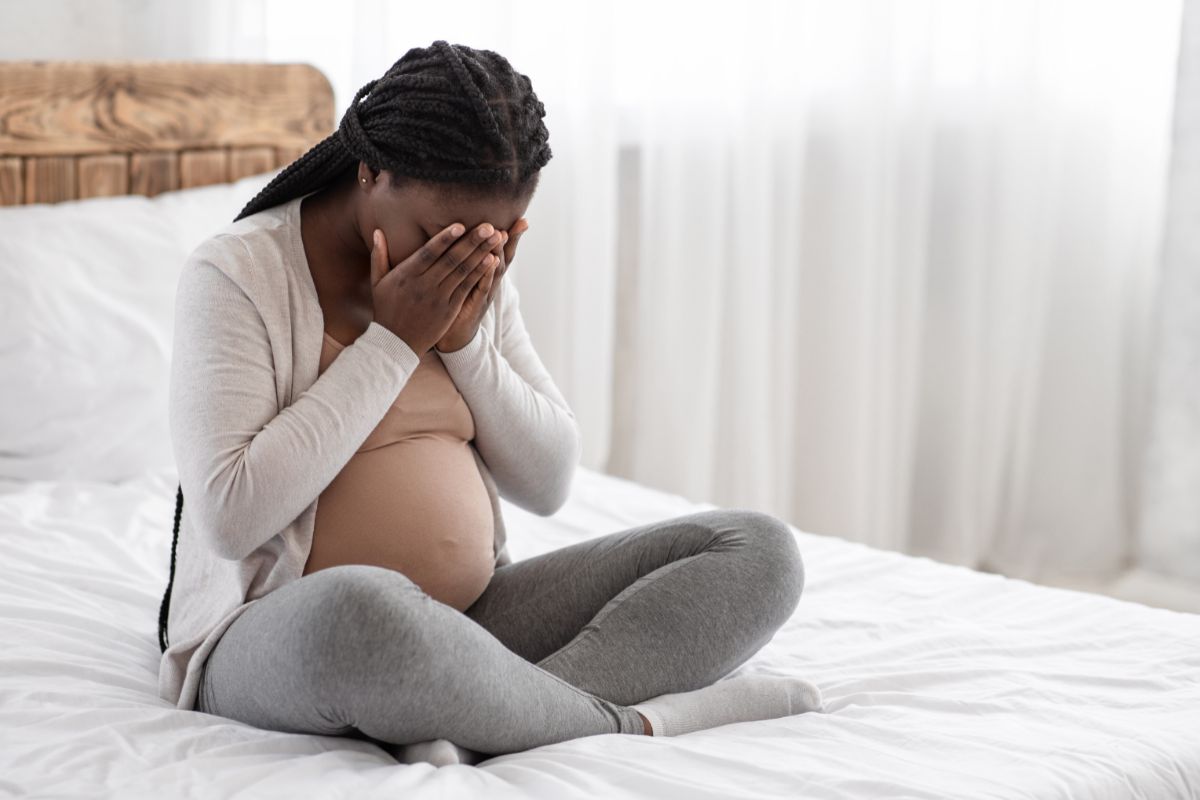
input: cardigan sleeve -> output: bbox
[169,242,422,561]
[435,277,581,516]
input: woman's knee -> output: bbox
[726,509,806,620]
[303,563,425,607]
[292,565,433,679]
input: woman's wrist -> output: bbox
[435,326,482,354]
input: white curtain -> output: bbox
[151,0,1184,583]
[1139,0,1200,586]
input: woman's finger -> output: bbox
[369,228,390,288]
[403,222,465,276]
[438,224,501,295]
[504,219,528,265]
[483,249,505,308]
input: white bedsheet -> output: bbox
[1,466,1197,799]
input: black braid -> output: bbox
[158,483,183,653]
[157,40,551,655]
[234,39,551,221]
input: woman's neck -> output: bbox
[300,174,371,291]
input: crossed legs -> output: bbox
[196,509,805,756]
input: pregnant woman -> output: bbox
[157,40,823,766]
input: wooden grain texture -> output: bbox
[274,144,311,169]
[0,61,334,157]
[180,148,229,188]
[130,152,179,196]
[0,61,334,205]
[0,158,20,205]
[25,156,76,203]
[78,154,129,198]
[230,146,275,180]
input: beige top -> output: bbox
[303,331,496,611]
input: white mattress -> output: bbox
[1,465,1197,799]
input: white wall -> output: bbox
[0,0,223,60]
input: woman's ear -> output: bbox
[356,161,380,187]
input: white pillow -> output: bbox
[0,169,281,483]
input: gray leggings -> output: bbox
[196,508,805,756]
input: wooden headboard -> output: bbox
[0,61,335,206]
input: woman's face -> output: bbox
[360,167,533,269]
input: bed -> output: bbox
[1,60,1198,800]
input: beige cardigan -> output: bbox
[159,194,580,710]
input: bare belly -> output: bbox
[304,436,496,611]
[305,325,497,610]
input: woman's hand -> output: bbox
[435,217,529,353]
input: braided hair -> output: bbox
[157,40,552,654]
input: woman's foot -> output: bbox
[631,675,825,737]
[392,738,485,767]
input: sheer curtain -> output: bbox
[1139,0,1200,586]
[194,0,1181,583]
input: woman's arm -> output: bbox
[436,278,580,516]
[170,239,421,561]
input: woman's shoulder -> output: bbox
[193,198,296,259]
[183,198,302,294]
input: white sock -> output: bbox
[392,738,485,767]
[631,675,825,737]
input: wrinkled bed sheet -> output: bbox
[1,467,1197,799]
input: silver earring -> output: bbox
[361,177,368,184]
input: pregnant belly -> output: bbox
[303,437,496,612]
